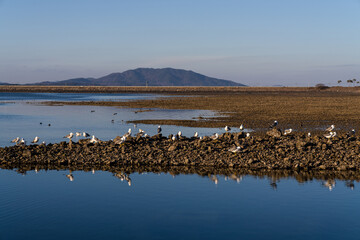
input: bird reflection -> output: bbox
[209,175,218,185]
[114,172,132,186]
[322,179,336,191]
[269,176,279,190]
[66,170,74,181]
[345,180,355,190]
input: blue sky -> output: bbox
[0,0,359,86]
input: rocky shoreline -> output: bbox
[1,131,359,171]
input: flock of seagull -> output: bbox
[9,120,356,153]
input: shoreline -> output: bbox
[1,132,359,172]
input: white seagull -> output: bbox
[17,138,26,146]
[76,132,82,137]
[194,132,199,138]
[177,131,182,137]
[225,126,231,132]
[228,146,241,153]
[11,137,20,143]
[324,131,336,139]
[90,135,100,143]
[83,132,90,138]
[211,133,219,140]
[157,125,162,134]
[64,132,74,139]
[246,133,251,138]
[284,129,293,135]
[31,136,39,143]
[325,124,335,132]
[239,124,244,131]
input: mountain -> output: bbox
[32,68,245,86]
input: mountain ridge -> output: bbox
[30,68,245,86]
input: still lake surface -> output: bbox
[0,92,359,239]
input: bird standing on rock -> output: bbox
[239,124,244,131]
[90,135,100,143]
[64,132,74,139]
[11,137,20,143]
[31,136,39,143]
[284,129,293,135]
[325,125,335,132]
[228,146,241,153]
[270,120,278,129]
[83,132,90,138]
[225,126,231,132]
[157,126,162,134]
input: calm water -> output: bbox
[0,92,227,147]
[0,169,359,240]
[1,93,359,239]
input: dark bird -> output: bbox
[270,120,278,129]
[157,125,162,134]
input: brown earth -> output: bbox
[28,86,360,133]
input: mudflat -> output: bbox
[12,85,360,132]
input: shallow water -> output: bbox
[0,92,231,147]
[0,169,359,240]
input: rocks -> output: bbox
[0,132,359,171]
[267,128,282,138]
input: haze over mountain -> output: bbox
[31,68,245,87]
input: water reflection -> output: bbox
[4,165,360,190]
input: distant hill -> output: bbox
[32,68,245,86]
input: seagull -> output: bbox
[194,132,199,138]
[75,132,82,137]
[40,141,46,145]
[64,132,74,139]
[324,131,335,139]
[139,129,145,133]
[133,124,137,128]
[246,133,251,138]
[83,132,90,138]
[349,129,356,135]
[31,136,39,143]
[239,124,244,131]
[211,133,219,140]
[177,131,182,137]
[171,135,176,141]
[270,120,278,128]
[325,124,335,132]
[284,129,293,135]
[17,138,26,146]
[225,126,231,132]
[90,135,100,143]
[228,146,241,153]
[11,137,20,143]
[307,132,311,137]
[157,125,162,134]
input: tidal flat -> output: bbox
[18,85,360,132]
